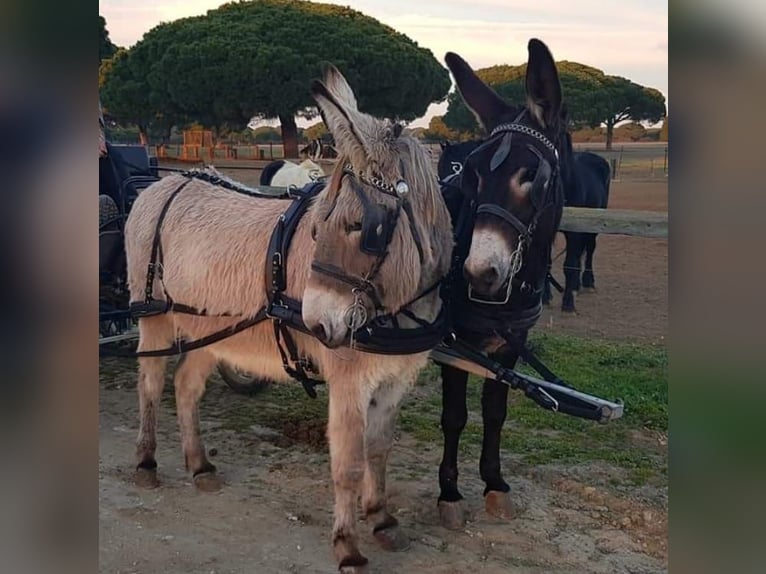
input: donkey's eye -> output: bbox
[521,169,537,183]
[344,222,363,234]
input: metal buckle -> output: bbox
[344,289,368,331]
[265,301,289,321]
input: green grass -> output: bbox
[205,332,667,485]
[399,332,668,485]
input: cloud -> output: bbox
[99,0,667,122]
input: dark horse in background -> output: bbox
[435,39,567,527]
[543,135,611,312]
[438,130,610,314]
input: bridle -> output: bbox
[460,110,560,305]
[310,163,426,331]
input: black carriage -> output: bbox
[99,141,159,346]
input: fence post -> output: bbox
[663,146,668,175]
[610,158,618,180]
[269,142,274,159]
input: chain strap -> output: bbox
[182,168,277,196]
[490,123,558,158]
[343,164,409,198]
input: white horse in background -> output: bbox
[259,158,326,187]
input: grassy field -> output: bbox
[209,332,668,488]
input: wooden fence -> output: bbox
[229,182,668,239]
[559,207,667,238]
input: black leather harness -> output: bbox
[129,169,448,397]
[441,111,562,344]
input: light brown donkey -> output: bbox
[124,65,452,572]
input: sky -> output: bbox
[99,0,668,128]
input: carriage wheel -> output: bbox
[217,363,271,395]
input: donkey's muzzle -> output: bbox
[464,263,501,296]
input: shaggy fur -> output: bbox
[124,64,452,572]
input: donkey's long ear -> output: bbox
[445,52,508,132]
[525,39,562,129]
[311,78,367,158]
[320,63,359,112]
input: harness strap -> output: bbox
[262,181,326,396]
[145,178,193,302]
[267,182,324,300]
[440,338,602,421]
[135,310,268,357]
[499,329,567,386]
[273,321,323,399]
[401,199,425,264]
[476,203,528,236]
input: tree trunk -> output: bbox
[160,125,172,145]
[279,114,299,159]
[138,125,148,146]
[605,120,615,151]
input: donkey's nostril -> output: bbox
[480,265,499,286]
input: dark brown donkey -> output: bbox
[437,39,568,528]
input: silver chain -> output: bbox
[344,164,404,198]
[490,123,558,158]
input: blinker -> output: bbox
[527,145,553,209]
[360,203,393,256]
[490,132,513,172]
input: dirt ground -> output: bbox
[99,176,667,573]
[542,180,668,344]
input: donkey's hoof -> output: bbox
[374,525,411,552]
[561,306,577,314]
[438,500,466,530]
[133,468,159,489]
[193,471,223,492]
[581,285,596,293]
[338,553,369,574]
[485,490,515,520]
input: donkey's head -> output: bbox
[445,39,567,302]
[303,64,450,348]
[437,140,482,187]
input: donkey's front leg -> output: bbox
[173,350,220,491]
[480,341,524,520]
[437,365,468,529]
[362,379,412,552]
[327,379,369,572]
